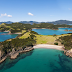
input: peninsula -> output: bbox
[0,23,72,63]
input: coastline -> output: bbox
[32,28,46,29]
[0,44,64,63]
[0,44,72,63]
[33,44,72,57]
[0,47,34,63]
[13,33,22,34]
[4,31,9,32]
[32,27,72,29]
[0,31,22,35]
[0,29,72,63]
[32,28,58,30]
[33,44,64,50]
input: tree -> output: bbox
[30,34,36,39]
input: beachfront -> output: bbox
[33,44,64,50]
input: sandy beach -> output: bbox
[4,31,9,32]
[13,33,22,34]
[33,44,64,50]
[32,28,46,29]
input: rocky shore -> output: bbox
[0,47,34,63]
[63,49,72,57]
[0,44,72,63]
[64,29,72,31]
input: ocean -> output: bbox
[0,32,18,42]
[0,28,72,72]
[32,28,72,35]
[0,49,72,72]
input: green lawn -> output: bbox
[19,31,71,45]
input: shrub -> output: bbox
[61,41,64,44]
[61,34,64,35]
[53,34,56,37]
[54,42,58,45]
[22,45,26,50]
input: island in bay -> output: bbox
[0,23,72,63]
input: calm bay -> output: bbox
[0,28,72,72]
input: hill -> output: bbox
[0,20,72,24]
[0,21,40,24]
[47,20,72,24]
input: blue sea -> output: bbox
[0,28,72,72]
[0,32,18,42]
[0,49,72,72]
[32,28,72,35]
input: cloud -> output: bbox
[28,12,34,16]
[0,13,12,18]
[68,8,71,10]
[7,15,12,17]
[1,13,7,16]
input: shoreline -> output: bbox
[33,44,72,58]
[32,27,72,29]
[32,28,58,30]
[13,33,22,34]
[0,47,34,63]
[33,44,64,50]
[4,31,9,32]
[0,44,72,63]
[0,31,22,35]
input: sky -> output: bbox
[0,0,72,22]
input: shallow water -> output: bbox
[0,29,72,72]
[0,49,72,72]
[0,32,18,42]
[32,28,72,35]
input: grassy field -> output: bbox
[13,30,26,34]
[19,31,71,45]
[22,30,26,34]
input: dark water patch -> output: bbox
[0,50,33,70]
[50,53,72,72]
[0,49,72,72]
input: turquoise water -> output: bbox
[32,28,72,35]
[0,29,72,72]
[0,32,18,42]
[0,49,72,72]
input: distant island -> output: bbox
[0,22,72,33]
[0,20,72,25]
[0,22,72,63]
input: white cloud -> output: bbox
[28,12,34,16]
[1,13,7,16]
[0,13,12,18]
[68,8,71,10]
[7,15,12,17]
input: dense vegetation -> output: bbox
[57,35,72,50]
[0,22,72,51]
[0,23,32,33]
[32,23,58,29]
[0,23,72,33]
[0,31,37,57]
